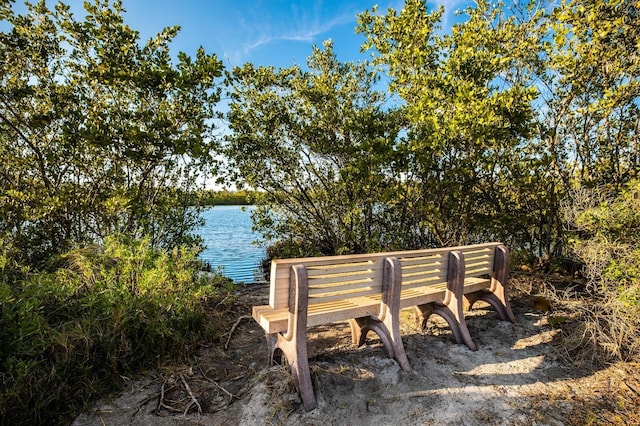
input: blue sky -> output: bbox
[15,0,472,69]
[126,0,471,68]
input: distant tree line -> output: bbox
[193,189,258,206]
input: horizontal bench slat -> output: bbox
[399,255,446,267]
[309,299,380,326]
[309,279,376,297]
[402,268,448,280]
[307,261,376,277]
[465,259,491,269]
[459,247,495,255]
[466,267,492,277]
[307,296,378,315]
[309,271,377,287]
[401,261,447,274]
[465,257,491,266]
[402,275,448,287]
[273,264,376,281]
[309,287,379,304]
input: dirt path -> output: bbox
[74,283,638,425]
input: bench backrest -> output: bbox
[269,254,385,309]
[269,242,502,309]
[395,243,499,291]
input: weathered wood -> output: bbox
[266,264,316,411]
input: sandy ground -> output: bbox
[74,282,638,425]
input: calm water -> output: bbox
[196,205,266,283]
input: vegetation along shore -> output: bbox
[1,0,639,424]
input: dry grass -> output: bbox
[560,362,640,425]
[510,273,640,425]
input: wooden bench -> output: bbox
[252,242,515,411]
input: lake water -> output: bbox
[196,205,266,283]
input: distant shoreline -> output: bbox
[192,189,258,207]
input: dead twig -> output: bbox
[195,357,238,400]
[134,392,160,415]
[180,374,202,416]
[215,293,232,309]
[157,381,182,414]
[625,380,640,397]
[225,315,252,350]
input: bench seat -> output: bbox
[253,295,382,334]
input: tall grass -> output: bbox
[0,235,234,425]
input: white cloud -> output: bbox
[241,7,355,57]
[218,1,406,66]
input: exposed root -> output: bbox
[156,381,182,415]
[180,374,202,416]
[224,315,252,350]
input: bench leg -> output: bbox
[347,257,411,372]
[348,315,411,371]
[265,331,316,411]
[414,301,478,351]
[465,289,516,323]
[465,245,516,323]
[412,251,478,351]
[264,264,317,411]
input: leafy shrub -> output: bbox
[561,180,640,365]
[0,236,234,425]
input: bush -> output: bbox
[0,236,234,425]
[560,180,640,366]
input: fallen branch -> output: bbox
[180,374,202,416]
[225,315,252,350]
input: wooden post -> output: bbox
[266,264,317,411]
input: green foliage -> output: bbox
[224,0,638,264]
[542,0,640,190]
[0,236,233,425]
[225,41,407,256]
[355,0,639,258]
[359,0,546,248]
[0,0,223,266]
